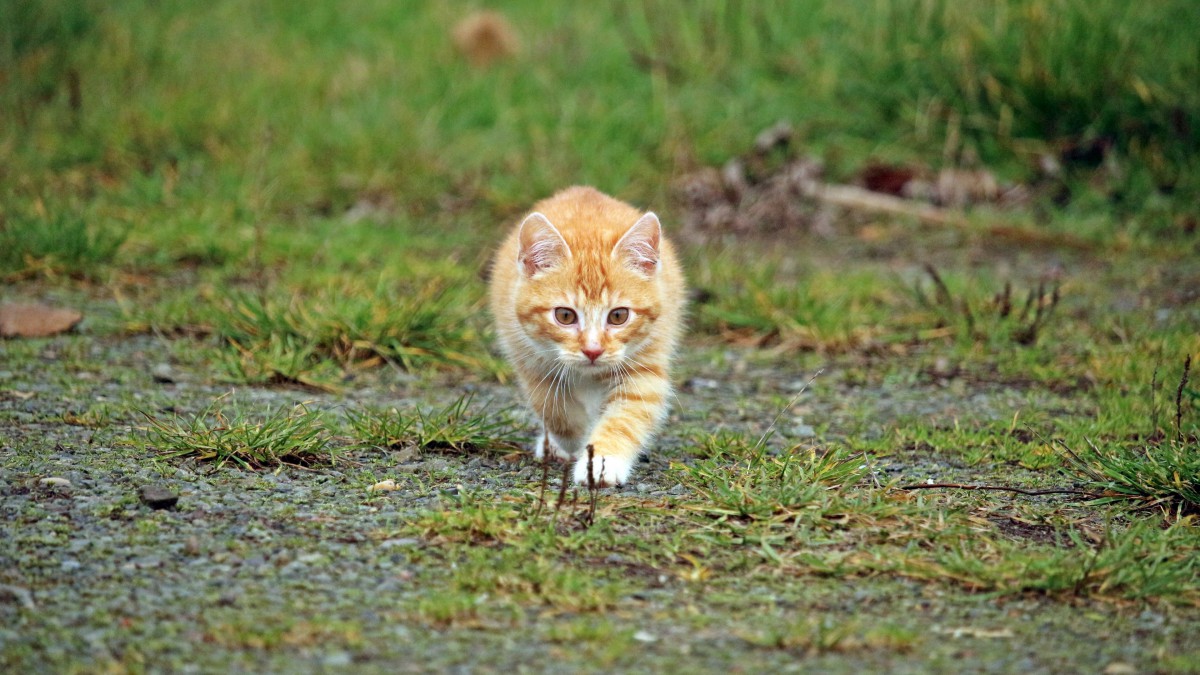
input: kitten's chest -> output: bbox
[575,375,613,418]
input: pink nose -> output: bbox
[582,347,604,363]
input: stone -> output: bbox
[0,303,83,338]
[151,363,177,383]
[0,584,36,609]
[139,485,180,510]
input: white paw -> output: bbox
[572,453,634,487]
[534,434,571,463]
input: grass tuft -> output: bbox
[1063,357,1199,514]
[0,209,126,278]
[692,260,907,352]
[914,265,1061,346]
[347,395,524,454]
[142,397,335,469]
[742,617,920,655]
[214,281,497,385]
[1064,436,1199,515]
[676,435,869,522]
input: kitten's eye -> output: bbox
[553,307,577,325]
[607,308,630,325]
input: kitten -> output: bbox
[489,187,686,486]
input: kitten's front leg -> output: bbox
[527,380,586,463]
[535,430,578,463]
[574,366,670,486]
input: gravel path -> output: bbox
[3,333,1197,673]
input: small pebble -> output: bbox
[379,538,419,549]
[39,477,72,488]
[139,485,180,510]
[151,363,177,383]
[633,630,658,643]
[368,479,399,492]
[792,424,816,438]
[0,584,36,610]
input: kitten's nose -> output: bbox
[582,347,604,363]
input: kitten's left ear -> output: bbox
[613,212,661,277]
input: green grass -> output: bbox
[675,440,871,522]
[0,208,126,278]
[141,396,335,469]
[691,257,913,352]
[4,0,1196,244]
[213,281,497,385]
[1063,358,1199,513]
[347,394,525,454]
[741,616,920,655]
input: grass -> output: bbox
[347,394,525,454]
[691,258,912,352]
[0,207,126,279]
[214,281,497,385]
[913,265,1061,347]
[741,616,920,655]
[1066,436,1200,515]
[675,440,871,522]
[1064,357,1199,514]
[141,396,335,469]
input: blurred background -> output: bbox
[1,0,1198,376]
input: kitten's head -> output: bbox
[513,210,665,371]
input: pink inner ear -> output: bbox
[518,212,569,276]
[615,212,661,275]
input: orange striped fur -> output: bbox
[488,187,686,486]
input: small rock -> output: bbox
[754,121,793,154]
[0,303,83,338]
[0,584,36,609]
[392,445,419,463]
[38,477,72,488]
[792,424,816,439]
[368,479,399,492]
[139,485,180,510]
[151,363,177,383]
[1103,664,1136,675]
[322,651,353,667]
[379,538,419,549]
[633,630,658,643]
[683,377,720,391]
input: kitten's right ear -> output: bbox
[517,212,570,277]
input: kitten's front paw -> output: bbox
[572,452,633,487]
[534,434,571,463]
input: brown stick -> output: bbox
[806,182,1095,251]
[534,437,551,518]
[1176,354,1192,441]
[897,482,1099,498]
[552,459,571,520]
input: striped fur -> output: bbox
[488,187,686,486]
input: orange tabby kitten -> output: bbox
[489,187,686,486]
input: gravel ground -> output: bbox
[3,332,1198,673]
